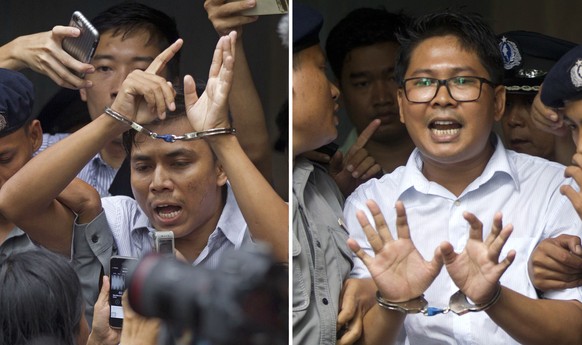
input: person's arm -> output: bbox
[485,288,582,345]
[0,40,183,256]
[184,31,287,263]
[0,26,94,89]
[439,211,582,345]
[204,0,273,181]
[529,235,582,291]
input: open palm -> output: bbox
[348,200,443,302]
[185,31,236,132]
[438,211,515,304]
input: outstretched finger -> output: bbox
[346,119,381,159]
[145,39,184,75]
[394,201,412,240]
[366,199,394,243]
[484,212,503,246]
[356,209,384,253]
[183,75,199,111]
[463,211,484,241]
[489,224,514,261]
[347,238,374,268]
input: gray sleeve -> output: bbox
[70,210,115,328]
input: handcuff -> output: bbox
[104,107,236,143]
[376,283,502,316]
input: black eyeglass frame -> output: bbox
[401,76,496,103]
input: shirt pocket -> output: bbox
[329,223,354,278]
[292,233,311,312]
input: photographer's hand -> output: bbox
[87,276,120,345]
[0,26,94,89]
[119,291,162,345]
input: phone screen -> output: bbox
[109,256,137,329]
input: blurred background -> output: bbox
[0,0,289,198]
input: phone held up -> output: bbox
[226,0,288,16]
[61,11,99,77]
[109,256,138,329]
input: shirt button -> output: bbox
[454,200,461,206]
[91,234,99,243]
[322,298,329,305]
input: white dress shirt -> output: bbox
[344,135,582,345]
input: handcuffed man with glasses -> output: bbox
[341,9,582,345]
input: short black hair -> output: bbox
[0,250,84,345]
[394,10,503,86]
[325,8,410,81]
[92,2,181,81]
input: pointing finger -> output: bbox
[145,39,184,75]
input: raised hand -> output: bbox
[531,85,568,136]
[329,119,382,197]
[437,212,515,304]
[1,26,95,89]
[348,200,443,302]
[204,0,259,37]
[109,39,183,124]
[185,32,237,131]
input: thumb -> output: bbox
[438,241,457,265]
[98,275,110,306]
[183,75,199,111]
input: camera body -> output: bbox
[127,245,287,344]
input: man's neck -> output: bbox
[420,143,495,197]
[174,193,227,264]
[0,216,15,245]
[366,137,416,174]
[99,141,126,169]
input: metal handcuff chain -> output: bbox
[104,107,236,143]
[376,282,502,316]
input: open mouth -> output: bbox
[155,205,182,220]
[429,120,462,136]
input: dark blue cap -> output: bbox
[0,68,34,137]
[293,3,323,53]
[498,31,576,94]
[541,44,582,108]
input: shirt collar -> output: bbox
[214,183,247,248]
[396,134,518,199]
[129,183,246,247]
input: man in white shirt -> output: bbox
[343,10,582,345]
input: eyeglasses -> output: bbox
[402,76,496,103]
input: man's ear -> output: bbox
[27,119,43,152]
[215,161,228,187]
[397,89,406,124]
[493,85,507,122]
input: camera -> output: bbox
[127,245,287,345]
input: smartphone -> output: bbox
[153,231,175,256]
[61,11,99,76]
[109,256,138,329]
[227,0,288,15]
